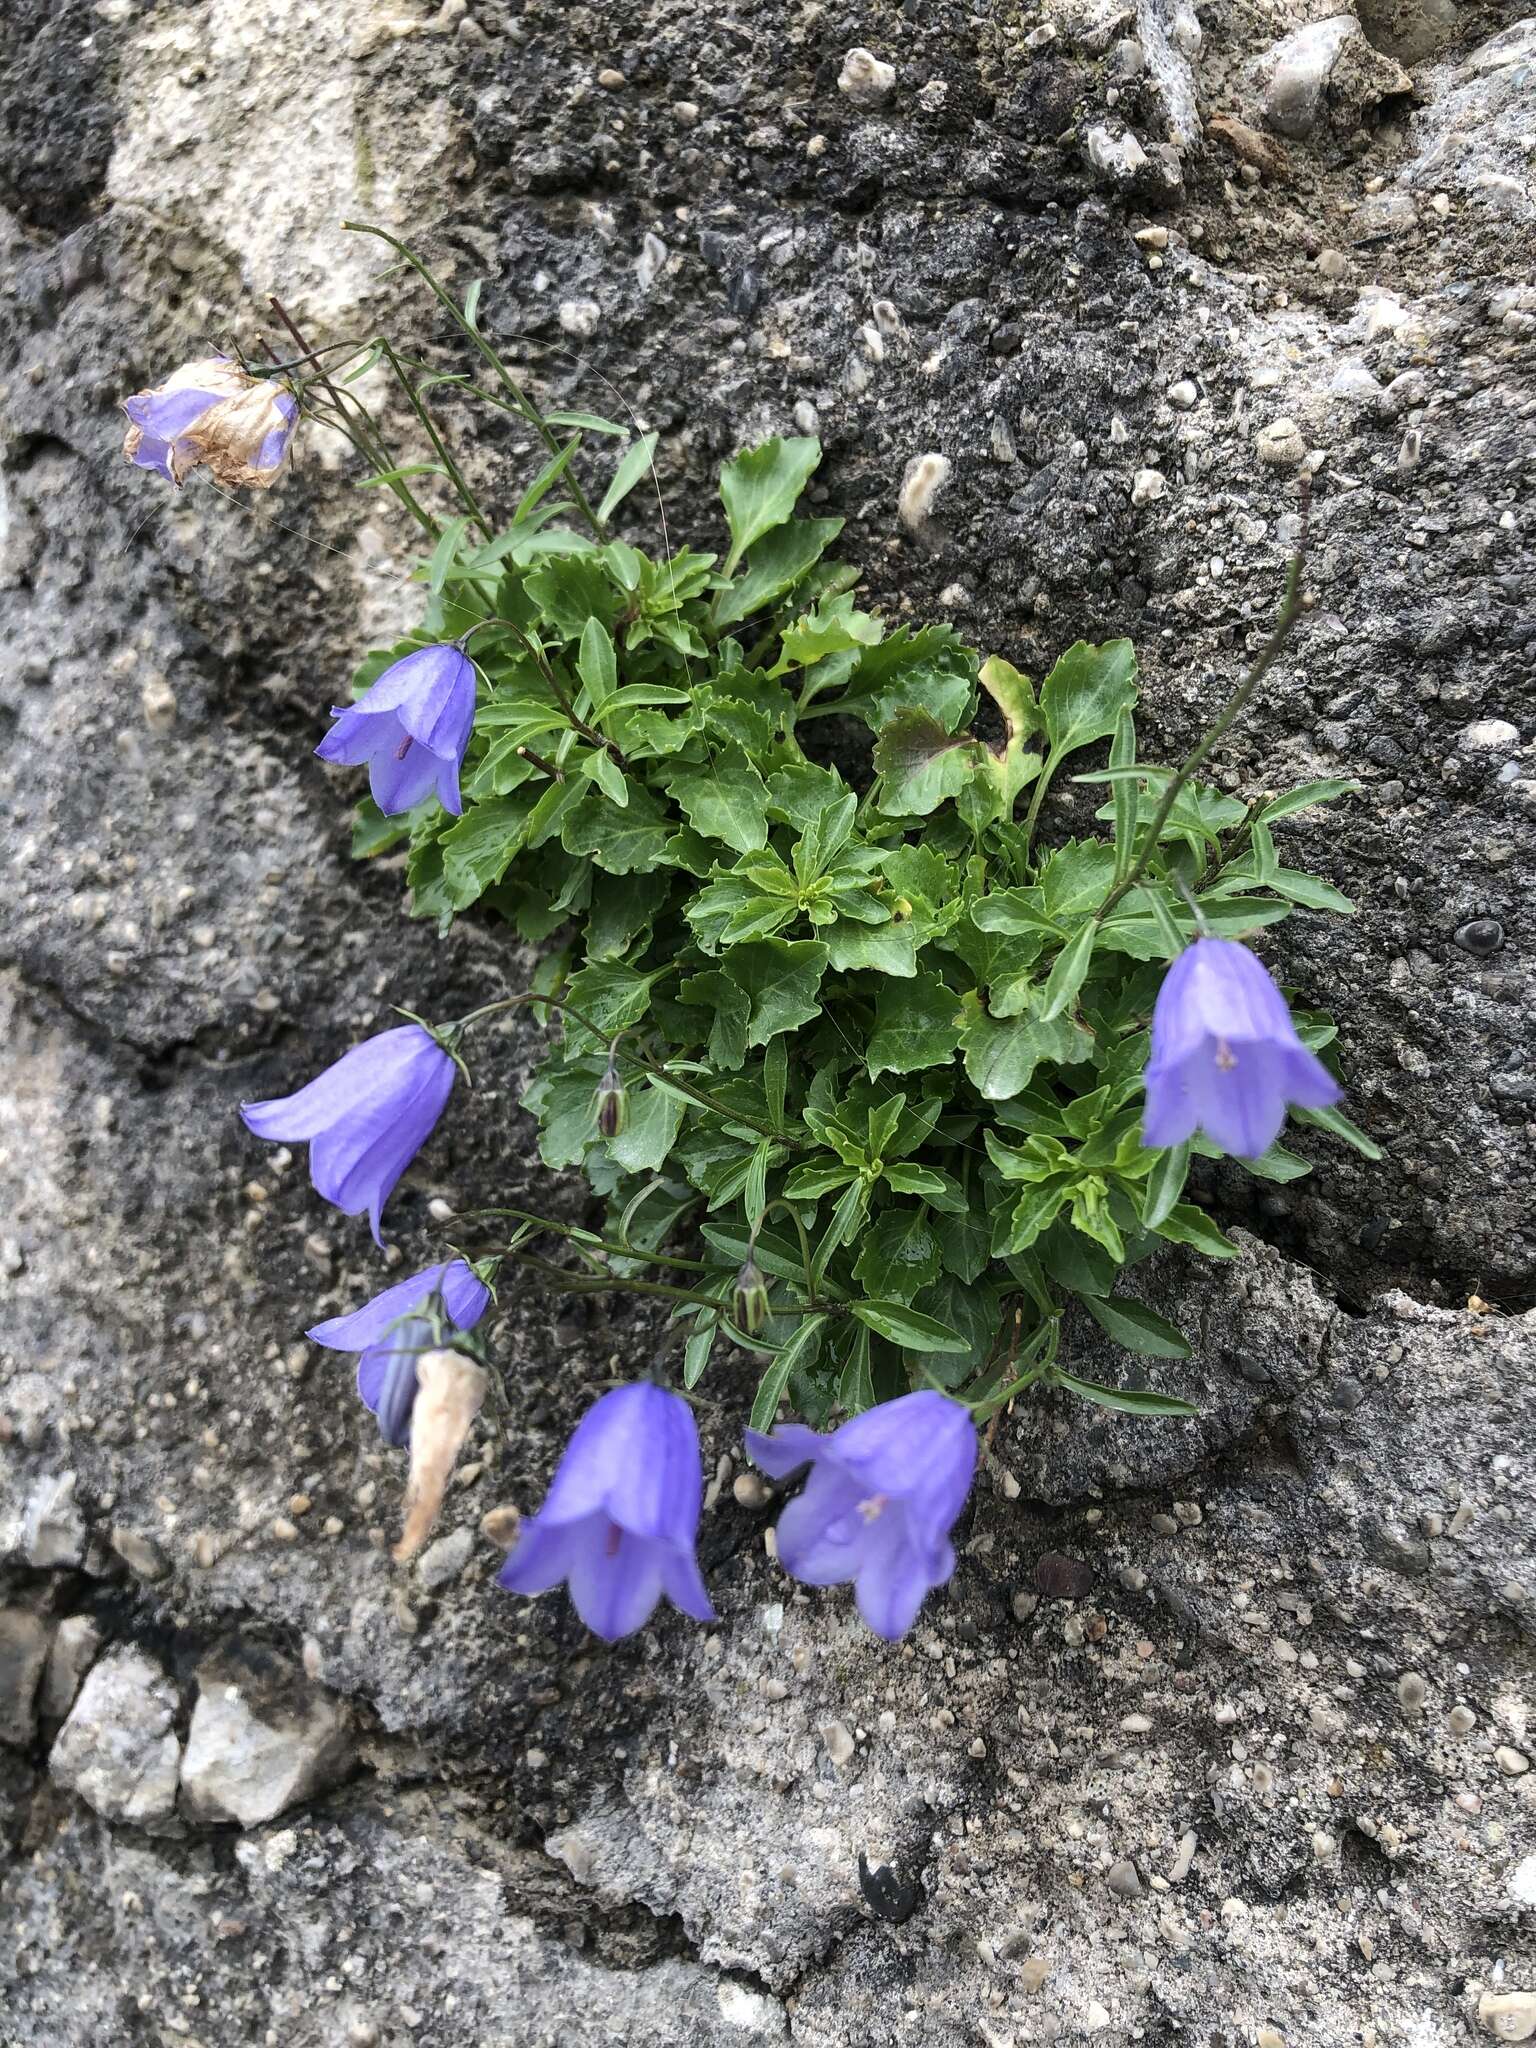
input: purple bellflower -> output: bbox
[121,356,297,489]
[241,1023,455,1246]
[308,1259,490,1446]
[746,1390,978,1641]
[1142,936,1341,1160]
[315,645,477,817]
[498,1383,715,1642]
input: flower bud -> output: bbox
[594,1060,627,1140]
[393,1348,488,1563]
[733,1258,771,1336]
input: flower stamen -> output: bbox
[1214,1037,1237,1071]
[857,1493,889,1523]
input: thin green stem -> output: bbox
[1095,483,1312,928]
[760,1198,819,1307]
[268,297,440,543]
[377,337,492,540]
[505,1245,828,1312]
[450,992,804,1145]
[1017,755,1060,866]
[457,1205,712,1273]
[343,222,609,542]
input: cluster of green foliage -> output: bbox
[349,430,1374,1429]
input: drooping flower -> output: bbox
[498,1383,715,1641]
[315,646,477,817]
[241,1024,455,1245]
[121,356,297,489]
[746,1390,977,1641]
[1142,937,1340,1160]
[593,1057,627,1140]
[308,1259,491,1446]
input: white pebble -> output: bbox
[838,47,896,108]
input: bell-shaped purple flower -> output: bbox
[746,1390,977,1641]
[121,356,297,488]
[315,646,477,817]
[308,1259,491,1446]
[1142,937,1341,1160]
[498,1383,715,1642]
[241,1023,455,1245]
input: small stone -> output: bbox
[22,1472,87,1569]
[40,1615,103,1725]
[1168,1830,1197,1882]
[596,66,625,88]
[416,1525,474,1591]
[180,1644,354,1828]
[898,452,951,532]
[820,1720,856,1767]
[838,47,896,109]
[1447,1704,1476,1735]
[1083,122,1149,186]
[1455,919,1504,957]
[269,1517,300,1544]
[1316,247,1348,279]
[1462,720,1520,752]
[1132,468,1167,507]
[1478,1992,1536,2043]
[1020,1959,1050,1992]
[1257,2030,1286,2048]
[1396,1670,1427,1714]
[673,100,700,126]
[733,1472,771,1510]
[1120,1713,1153,1735]
[110,1527,171,1582]
[1167,378,1199,410]
[1312,1830,1336,1860]
[1263,16,1358,139]
[0,1610,51,1747]
[1496,1747,1530,1777]
[49,1647,182,1829]
[480,1504,522,1549]
[1106,1857,1142,1898]
[1255,419,1307,469]
[558,298,601,339]
[1173,1501,1202,1527]
[1011,1590,1040,1623]
[140,677,176,732]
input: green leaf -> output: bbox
[778,593,883,669]
[526,552,623,635]
[677,969,751,1070]
[854,1206,942,1302]
[713,517,845,626]
[664,746,770,853]
[849,1300,971,1355]
[1257,778,1359,823]
[1270,869,1356,914]
[1039,922,1097,1023]
[587,748,629,808]
[1153,1203,1240,1258]
[576,617,618,711]
[1080,1294,1191,1359]
[351,797,415,858]
[561,788,672,874]
[544,408,630,435]
[824,923,919,977]
[1140,1142,1190,1229]
[438,795,531,907]
[744,1138,772,1224]
[1039,639,1138,759]
[607,1081,686,1175]
[1293,1104,1383,1160]
[723,939,830,1048]
[1109,704,1137,884]
[749,1313,829,1431]
[424,514,473,594]
[562,959,658,1045]
[1051,1368,1198,1417]
[874,710,982,816]
[720,436,821,574]
[933,1205,990,1285]
[597,431,659,523]
[684,1318,719,1389]
[867,972,964,1079]
[960,999,1094,1101]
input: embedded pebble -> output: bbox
[1255,419,1307,469]
[1168,1830,1197,1882]
[49,1647,182,1829]
[838,47,896,109]
[1132,468,1167,506]
[1496,1747,1530,1776]
[1447,1704,1476,1735]
[1478,1992,1536,2042]
[733,1472,771,1510]
[1106,1858,1142,1898]
[416,1525,475,1590]
[820,1719,856,1767]
[1397,1670,1427,1714]
[898,453,951,532]
[558,298,601,339]
[1167,379,1199,410]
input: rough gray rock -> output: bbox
[179,1643,356,1828]
[48,1648,182,1830]
[2,0,1535,2040]
[1260,14,1360,138]
[0,1609,49,1747]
